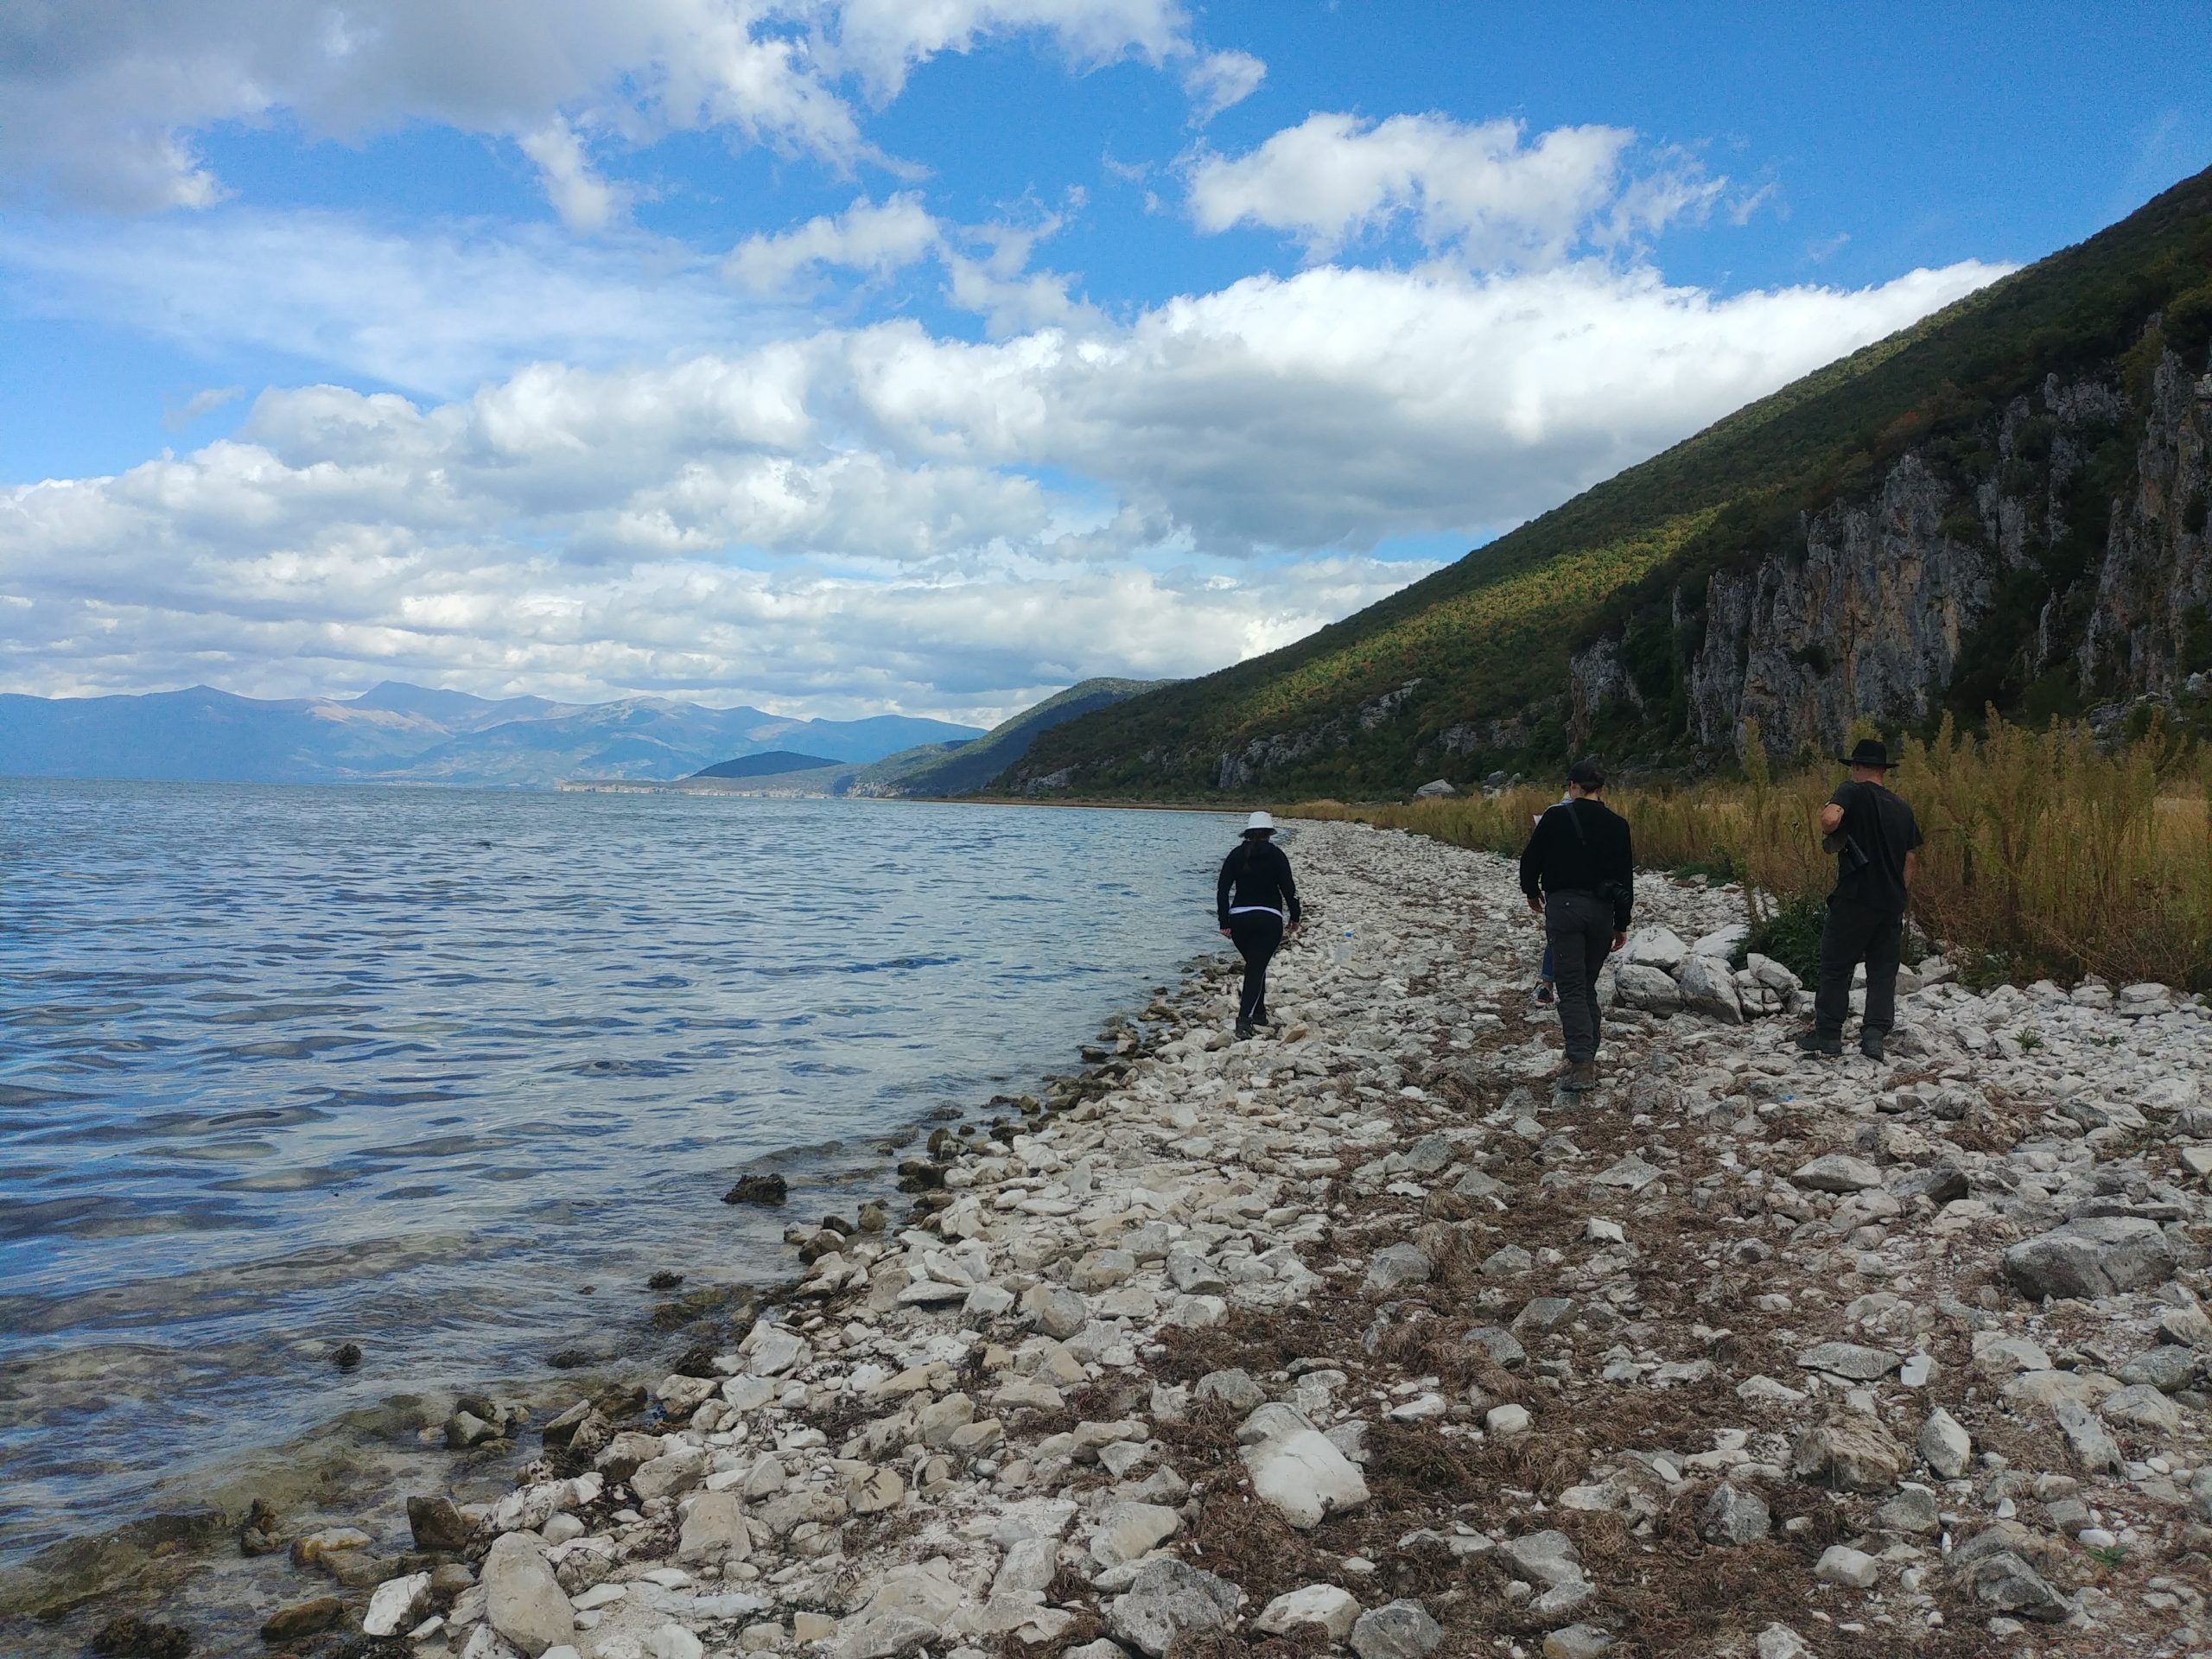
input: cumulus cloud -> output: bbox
[1190,111,1751,266]
[1182,49,1265,124]
[518,118,630,233]
[0,0,1211,223]
[725,194,1096,334]
[0,248,2010,711]
[726,193,944,290]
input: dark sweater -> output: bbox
[1518,798,1636,929]
[1217,838,1301,927]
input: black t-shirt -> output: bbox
[1829,781,1922,914]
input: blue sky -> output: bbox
[1,1,2206,719]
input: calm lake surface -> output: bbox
[0,780,1238,1568]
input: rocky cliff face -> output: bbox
[2078,353,2212,699]
[1677,449,1986,753]
[1213,680,1422,790]
[1573,336,2212,761]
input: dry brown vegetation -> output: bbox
[1287,713,2212,991]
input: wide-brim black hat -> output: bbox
[1840,738,1900,769]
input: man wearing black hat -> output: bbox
[1794,738,1923,1060]
[1520,758,1634,1091]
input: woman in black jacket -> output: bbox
[1217,811,1301,1039]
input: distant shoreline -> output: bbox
[556,778,1247,816]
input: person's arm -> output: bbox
[1904,849,1918,892]
[1278,847,1301,929]
[1217,851,1236,933]
[1822,787,1858,844]
[1612,823,1634,943]
[1519,811,1548,912]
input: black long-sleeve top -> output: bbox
[1518,798,1635,929]
[1217,838,1300,928]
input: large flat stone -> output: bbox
[1242,1429,1370,1528]
[2003,1217,2176,1300]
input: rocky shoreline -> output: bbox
[84,821,2212,1658]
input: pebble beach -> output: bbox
[92,819,2212,1659]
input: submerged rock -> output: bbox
[90,1616,192,1658]
[408,1492,472,1553]
[722,1173,789,1206]
[258,1599,340,1643]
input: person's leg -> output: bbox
[1581,901,1613,1063]
[1548,898,1596,1064]
[1810,901,1862,1037]
[1860,909,1904,1035]
[1249,916,1281,1024]
[1229,915,1280,1028]
[1535,938,1557,1005]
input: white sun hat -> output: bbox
[1244,810,1275,832]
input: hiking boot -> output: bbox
[1859,1030,1886,1061]
[1234,1019,1255,1041]
[1532,982,1557,1007]
[1792,1027,1842,1058]
[1555,1058,1597,1093]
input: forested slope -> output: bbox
[1007,166,2212,798]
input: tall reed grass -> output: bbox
[1285,713,2212,992]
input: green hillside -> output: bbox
[880,677,1172,796]
[1007,165,2212,798]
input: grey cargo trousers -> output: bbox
[1544,890,1616,1063]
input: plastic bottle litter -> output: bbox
[1330,927,1355,964]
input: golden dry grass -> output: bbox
[1286,714,2212,991]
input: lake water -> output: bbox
[0,781,1238,1576]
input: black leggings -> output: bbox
[1228,912,1285,1023]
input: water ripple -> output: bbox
[0,779,1236,1566]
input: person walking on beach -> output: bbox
[1793,737,1923,1061]
[1218,811,1300,1039]
[1530,787,1570,1010]
[1519,760,1634,1092]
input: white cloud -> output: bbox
[518,119,629,233]
[823,0,1192,96]
[725,193,944,290]
[835,258,2013,547]
[0,247,2010,714]
[0,0,1208,223]
[162,385,245,431]
[1190,111,1751,266]
[1182,49,1265,124]
[0,210,773,397]
[724,194,1096,334]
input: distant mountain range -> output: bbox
[0,682,982,788]
[558,677,1174,799]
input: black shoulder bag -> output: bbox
[1821,785,1872,876]
[1560,801,1631,914]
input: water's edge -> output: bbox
[0,783,1244,1652]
